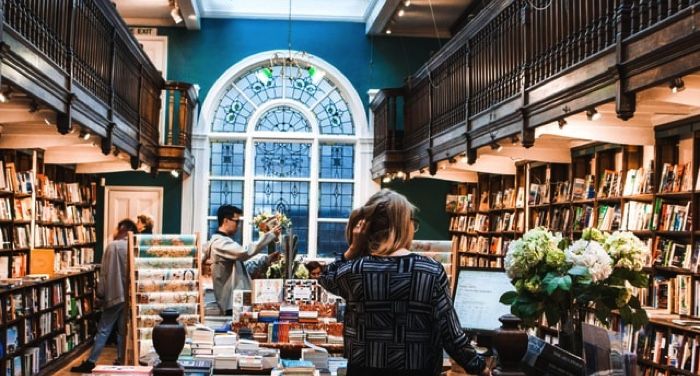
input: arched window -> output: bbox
[201,51,368,257]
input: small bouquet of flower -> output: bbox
[253,211,292,232]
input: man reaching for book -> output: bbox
[204,205,281,315]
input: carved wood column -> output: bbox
[615,0,635,120]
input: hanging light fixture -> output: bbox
[307,65,326,85]
[170,170,180,178]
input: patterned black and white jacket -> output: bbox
[319,253,486,376]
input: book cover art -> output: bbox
[6,325,18,354]
[252,279,284,304]
[136,234,196,247]
[284,279,318,303]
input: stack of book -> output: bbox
[191,325,215,358]
[299,310,319,323]
[305,329,327,345]
[280,359,315,376]
[302,348,329,370]
[289,329,305,343]
[279,305,300,321]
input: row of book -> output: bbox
[658,162,694,194]
[445,194,476,213]
[0,162,32,195]
[648,276,693,316]
[448,214,489,233]
[636,324,700,373]
[451,234,511,256]
[0,255,27,280]
[33,225,96,248]
[651,238,697,271]
[457,253,503,268]
[36,202,96,225]
[35,175,97,204]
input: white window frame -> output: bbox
[194,51,376,257]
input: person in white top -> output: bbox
[204,205,281,315]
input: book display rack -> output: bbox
[126,234,204,365]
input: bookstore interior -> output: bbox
[4,1,700,376]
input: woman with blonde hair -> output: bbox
[318,189,488,376]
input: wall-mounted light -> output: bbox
[670,77,685,94]
[170,5,183,24]
[586,108,601,121]
[398,8,405,17]
[395,171,406,180]
[170,170,180,178]
[382,174,392,184]
[558,118,567,128]
[404,0,411,6]
[385,29,392,35]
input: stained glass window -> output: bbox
[255,106,311,133]
[235,66,284,106]
[317,222,348,257]
[319,183,353,218]
[208,180,244,216]
[285,65,334,105]
[208,58,361,256]
[212,87,255,133]
[254,142,311,178]
[253,180,309,254]
[210,141,245,176]
[319,144,354,179]
[314,90,354,135]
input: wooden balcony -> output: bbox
[159,81,197,176]
[372,0,700,176]
[0,0,164,169]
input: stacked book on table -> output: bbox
[213,333,237,370]
[191,325,215,358]
[280,359,316,376]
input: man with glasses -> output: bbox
[205,205,281,315]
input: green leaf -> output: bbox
[558,275,572,291]
[568,265,589,276]
[500,291,518,305]
[544,305,561,327]
[628,296,642,310]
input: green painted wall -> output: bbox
[384,178,453,240]
[95,171,182,259]
[159,18,442,109]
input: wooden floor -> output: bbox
[54,346,117,376]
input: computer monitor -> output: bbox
[452,268,514,333]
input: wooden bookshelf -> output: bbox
[0,269,99,375]
[0,150,98,279]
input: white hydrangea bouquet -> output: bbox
[500,227,649,342]
[253,211,292,232]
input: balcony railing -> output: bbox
[372,0,700,171]
[2,0,165,166]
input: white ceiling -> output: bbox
[113,0,475,38]
[199,0,373,22]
